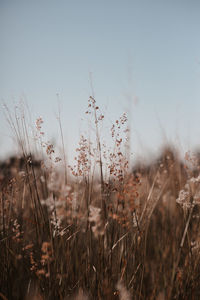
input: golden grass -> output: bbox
[1,99,200,299]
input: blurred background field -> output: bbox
[1,99,200,299]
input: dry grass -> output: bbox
[1,99,200,299]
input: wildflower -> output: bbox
[41,241,52,269]
[36,269,45,276]
[18,171,26,178]
[12,219,23,242]
[30,251,37,271]
[54,156,62,163]
[47,171,60,192]
[190,175,200,183]
[41,242,51,254]
[98,114,104,121]
[176,174,200,209]
[35,116,43,131]
[61,184,71,197]
[46,143,54,156]
[41,195,54,212]
[24,244,34,251]
[194,191,200,205]
[89,205,105,238]
[191,239,200,254]
[132,211,139,228]
[50,213,62,237]
[40,175,45,183]
[176,189,193,210]
[116,280,131,300]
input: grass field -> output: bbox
[1,99,200,299]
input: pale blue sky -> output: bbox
[0,0,200,161]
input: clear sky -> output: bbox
[0,0,200,162]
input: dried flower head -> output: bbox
[116,280,131,300]
[176,189,192,210]
[89,205,105,238]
